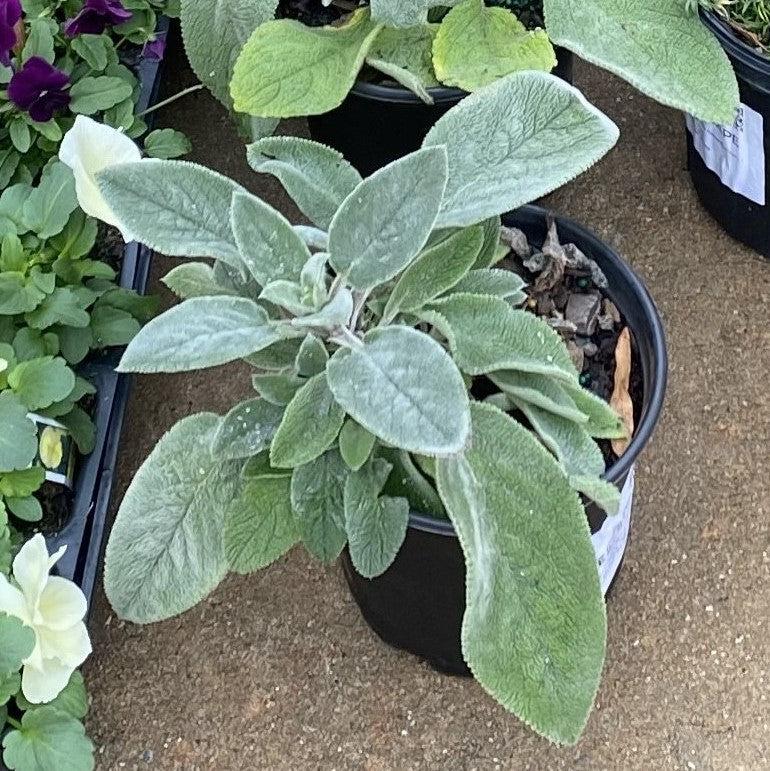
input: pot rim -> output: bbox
[409,204,669,537]
[350,79,466,105]
[700,8,770,77]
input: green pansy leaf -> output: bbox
[338,418,376,472]
[489,370,587,423]
[162,263,234,300]
[290,449,349,562]
[16,671,89,719]
[448,268,527,303]
[383,225,483,322]
[104,413,242,623]
[326,326,470,456]
[143,129,192,159]
[22,17,55,63]
[433,0,556,91]
[225,476,298,574]
[56,326,93,366]
[25,288,90,331]
[423,71,618,228]
[231,8,382,118]
[230,191,310,286]
[89,306,141,347]
[329,146,448,290]
[58,406,96,455]
[269,373,345,468]
[117,297,281,373]
[0,466,45,498]
[71,33,110,70]
[0,392,37,472]
[8,356,75,410]
[9,119,31,154]
[0,670,20,706]
[49,210,98,261]
[180,0,278,109]
[98,160,246,269]
[69,76,133,114]
[1,705,94,771]
[22,162,78,240]
[7,495,43,523]
[210,397,285,461]
[561,383,627,439]
[427,293,577,381]
[344,458,409,579]
[0,613,35,672]
[543,0,739,124]
[247,136,362,230]
[435,403,606,745]
[295,334,328,377]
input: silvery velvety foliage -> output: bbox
[101,72,628,745]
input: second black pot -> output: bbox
[341,205,668,675]
[686,10,770,257]
[308,49,574,177]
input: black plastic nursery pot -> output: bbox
[686,10,770,257]
[341,205,668,676]
[42,23,166,610]
[308,49,574,177]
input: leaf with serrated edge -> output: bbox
[104,414,242,623]
[1,705,94,771]
[339,418,376,471]
[513,398,604,478]
[344,458,409,578]
[118,297,281,373]
[423,72,618,228]
[247,136,362,230]
[97,160,245,268]
[211,397,285,461]
[490,370,586,423]
[326,326,470,456]
[329,146,448,290]
[181,0,278,109]
[433,0,556,91]
[231,9,382,117]
[225,476,298,573]
[290,449,348,561]
[230,190,310,286]
[0,613,35,672]
[383,225,483,322]
[428,293,576,381]
[544,0,738,124]
[0,392,37,472]
[436,403,606,745]
[270,373,345,468]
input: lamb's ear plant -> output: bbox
[186,0,738,129]
[98,71,628,745]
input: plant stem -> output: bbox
[137,84,205,118]
[6,717,22,730]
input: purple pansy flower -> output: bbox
[64,0,132,38]
[0,0,22,67]
[142,34,166,61]
[8,56,70,122]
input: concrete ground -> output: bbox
[84,30,769,770]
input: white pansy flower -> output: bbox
[0,534,92,704]
[59,115,142,241]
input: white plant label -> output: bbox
[592,466,635,595]
[686,104,766,206]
